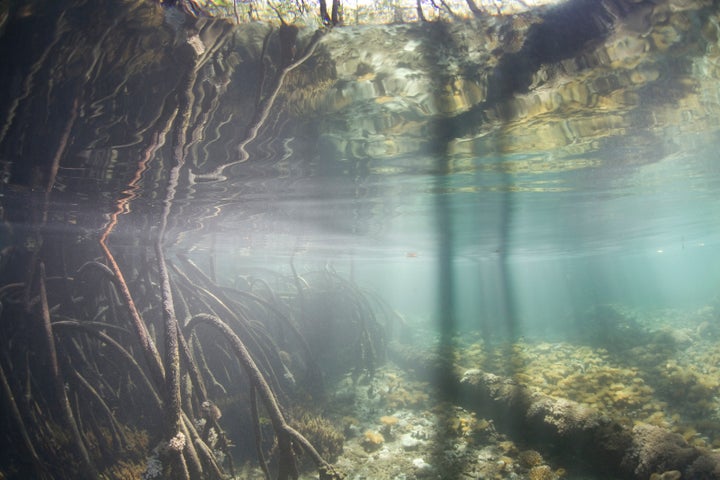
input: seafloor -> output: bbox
[234,303,720,480]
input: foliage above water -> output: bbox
[155,0,562,26]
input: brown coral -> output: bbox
[528,465,557,480]
[622,424,695,478]
[379,415,399,438]
[518,449,544,469]
[362,430,384,452]
[379,415,398,426]
[289,411,345,463]
[527,396,601,434]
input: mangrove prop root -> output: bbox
[192,431,226,480]
[219,282,320,380]
[0,360,48,478]
[176,256,320,393]
[184,408,225,480]
[172,260,286,396]
[71,368,127,450]
[179,412,205,480]
[53,320,163,411]
[170,446,191,480]
[177,323,209,405]
[96,85,179,391]
[251,386,271,480]
[192,332,228,396]
[157,239,183,437]
[185,313,342,480]
[150,35,210,476]
[194,27,326,180]
[39,262,98,479]
[97,238,166,388]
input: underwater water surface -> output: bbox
[2,0,720,479]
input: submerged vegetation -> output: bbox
[0,245,390,478]
[0,1,390,478]
[2,0,720,478]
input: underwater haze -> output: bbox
[2,0,720,479]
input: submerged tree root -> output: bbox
[1,248,376,478]
[38,262,98,479]
[0,6,359,478]
[0,361,49,479]
[184,313,344,480]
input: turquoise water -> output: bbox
[209,139,720,337]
